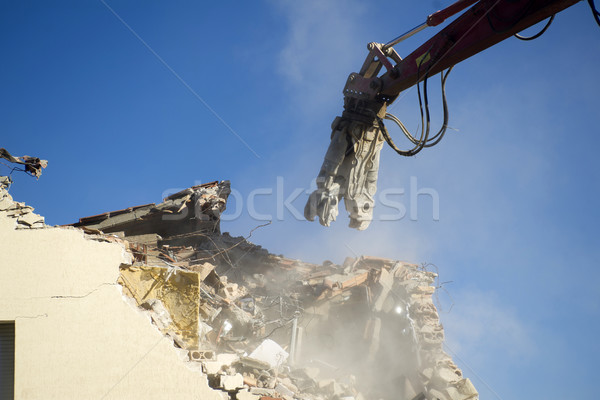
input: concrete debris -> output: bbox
[236,389,261,400]
[0,147,48,178]
[249,339,289,369]
[17,211,45,227]
[0,179,46,230]
[189,349,216,362]
[220,373,245,391]
[203,353,241,375]
[141,299,173,331]
[65,181,478,400]
[304,119,383,230]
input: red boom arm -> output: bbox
[381,0,581,96]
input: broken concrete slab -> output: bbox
[249,339,289,369]
[235,389,261,400]
[219,373,244,391]
[0,194,13,210]
[203,353,240,375]
[18,212,42,226]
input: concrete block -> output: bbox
[189,349,216,362]
[456,378,478,399]
[217,353,239,365]
[432,366,460,387]
[428,388,448,400]
[203,353,239,374]
[236,389,261,400]
[219,373,244,391]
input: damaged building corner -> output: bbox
[1,163,225,399]
[1,162,478,399]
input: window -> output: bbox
[0,321,15,400]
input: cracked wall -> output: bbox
[0,188,224,399]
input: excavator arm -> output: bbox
[305,0,584,230]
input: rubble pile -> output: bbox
[0,176,45,229]
[70,181,478,400]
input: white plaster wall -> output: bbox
[0,214,224,400]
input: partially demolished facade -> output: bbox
[1,176,478,400]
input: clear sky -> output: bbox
[2,1,599,399]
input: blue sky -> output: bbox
[1,1,599,398]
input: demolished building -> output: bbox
[1,174,478,400]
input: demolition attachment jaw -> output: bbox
[304,116,385,230]
[305,42,394,231]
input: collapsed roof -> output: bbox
[70,180,478,400]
